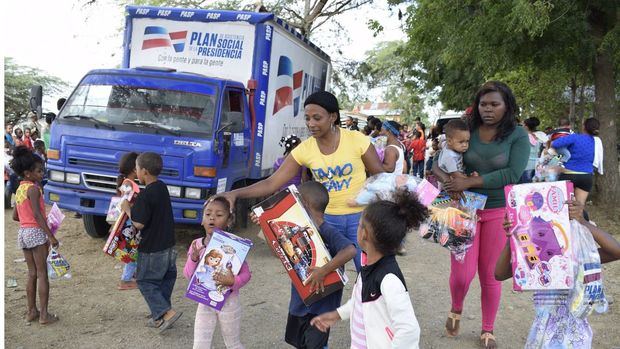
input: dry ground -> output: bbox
[4,205,620,348]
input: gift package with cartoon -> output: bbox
[504,181,575,291]
[47,203,65,236]
[253,185,347,306]
[103,179,141,263]
[419,191,487,262]
[185,229,253,310]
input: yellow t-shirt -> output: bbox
[291,129,371,215]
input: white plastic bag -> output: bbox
[569,220,608,318]
[47,248,71,280]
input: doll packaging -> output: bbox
[103,179,141,263]
[504,181,575,291]
[186,229,253,310]
[253,185,348,306]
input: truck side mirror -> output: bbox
[29,85,43,120]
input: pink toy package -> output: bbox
[504,181,574,291]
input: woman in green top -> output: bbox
[433,81,529,349]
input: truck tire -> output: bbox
[83,214,110,238]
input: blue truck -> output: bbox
[40,5,331,237]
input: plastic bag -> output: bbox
[533,153,563,182]
[569,220,608,318]
[348,173,427,207]
[46,203,65,236]
[372,136,387,162]
[47,248,71,280]
[419,191,486,262]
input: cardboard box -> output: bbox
[504,181,574,291]
[253,185,347,306]
[103,179,141,263]
[185,229,253,311]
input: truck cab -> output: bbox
[45,68,251,237]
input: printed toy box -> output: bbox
[186,229,253,311]
[253,185,347,306]
[504,181,574,291]
[103,179,141,263]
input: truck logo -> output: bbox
[142,26,187,53]
[273,56,303,117]
[173,140,202,147]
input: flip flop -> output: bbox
[159,311,183,333]
[117,282,138,290]
[146,318,163,328]
[39,313,59,325]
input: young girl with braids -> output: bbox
[311,189,428,348]
[184,197,251,348]
[116,152,140,290]
[11,145,59,325]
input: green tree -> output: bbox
[353,40,428,124]
[4,57,68,124]
[402,0,619,204]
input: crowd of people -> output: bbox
[7,83,620,349]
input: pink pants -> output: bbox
[449,207,506,332]
[193,293,244,349]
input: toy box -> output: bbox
[504,181,574,291]
[185,229,253,311]
[103,179,141,263]
[253,185,348,306]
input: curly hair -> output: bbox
[470,81,519,142]
[362,189,429,255]
[10,146,44,178]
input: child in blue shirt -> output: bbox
[285,181,356,349]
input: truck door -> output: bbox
[216,87,250,191]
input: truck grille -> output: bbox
[69,157,180,177]
[82,173,118,193]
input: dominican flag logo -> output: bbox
[273,56,303,117]
[142,26,187,53]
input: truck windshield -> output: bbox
[60,84,217,137]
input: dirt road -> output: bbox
[4,206,620,348]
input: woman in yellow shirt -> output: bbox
[222,91,383,271]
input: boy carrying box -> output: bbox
[285,181,356,348]
[121,152,182,332]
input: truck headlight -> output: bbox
[167,185,182,198]
[185,187,202,199]
[50,170,65,182]
[66,173,81,184]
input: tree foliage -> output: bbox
[4,57,68,124]
[401,0,619,203]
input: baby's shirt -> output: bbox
[438,148,464,174]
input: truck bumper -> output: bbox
[44,184,204,224]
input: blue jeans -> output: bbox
[556,147,571,163]
[324,212,362,272]
[519,169,535,184]
[121,261,137,281]
[412,160,424,178]
[136,247,177,320]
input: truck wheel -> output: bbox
[82,214,110,238]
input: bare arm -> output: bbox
[495,215,513,281]
[568,200,620,264]
[362,143,384,175]
[13,206,19,221]
[224,155,301,204]
[381,146,398,173]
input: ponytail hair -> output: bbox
[116,152,139,190]
[584,118,600,136]
[362,189,429,255]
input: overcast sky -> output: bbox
[3,0,408,112]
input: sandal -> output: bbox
[146,318,164,328]
[159,311,183,333]
[480,332,497,349]
[39,313,59,325]
[445,312,461,337]
[117,281,138,290]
